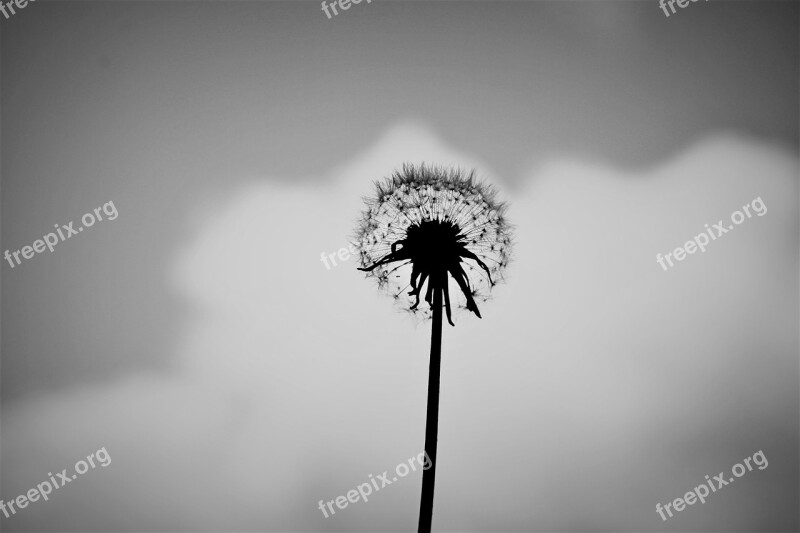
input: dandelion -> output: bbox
[354,163,513,533]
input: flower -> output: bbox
[354,163,512,325]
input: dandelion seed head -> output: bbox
[354,163,513,323]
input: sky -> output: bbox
[1,1,798,532]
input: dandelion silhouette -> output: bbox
[354,163,512,533]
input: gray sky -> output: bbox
[2,1,798,531]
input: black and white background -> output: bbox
[1,1,798,531]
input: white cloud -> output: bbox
[2,124,796,531]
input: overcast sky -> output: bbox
[2,1,798,531]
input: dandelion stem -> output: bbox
[418,284,442,533]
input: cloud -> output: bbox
[2,123,796,532]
